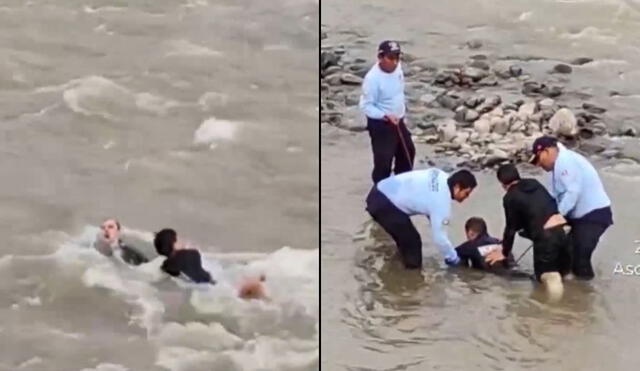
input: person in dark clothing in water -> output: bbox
[154,228,267,299]
[455,217,528,278]
[94,218,149,266]
[486,164,571,299]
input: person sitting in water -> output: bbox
[455,217,525,277]
[153,228,266,299]
[93,218,149,266]
[455,217,502,270]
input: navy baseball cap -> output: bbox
[378,40,401,57]
[529,136,558,164]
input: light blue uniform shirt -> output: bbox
[359,63,406,120]
[551,143,611,219]
[376,168,459,262]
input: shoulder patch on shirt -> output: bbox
[561,169,569,177]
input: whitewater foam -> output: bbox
[193,117,240,147]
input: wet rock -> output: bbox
[463,67,489,81]
[474,119,491,134]
[469,60,490,70]
[420,94,437,105]
[410,59,439,72]
[465,109,480,122]
[326,74,342,86]
[543,86,563,98]
[454,106,468,123]
[539,98,555,110]
[579,128,595,139]
[601,149,619,159]
[484,95,502,109]
[591,122,607,135]
[321,51,340,71]
[553,64,573,74]
[582,102,607,114]
[491,117,509,135]
[340,73,363,85]
[509,65,523,77]
[580,140,606,154]
[510,120,526,132]
[324,66,342,76]
[345,94,359,106]
[464,96,485,109]
[518,102,537,120]
[466,39,483,49]
[437,119,457,141]
[437,94,461,110]
[490,106,504,118]
[479,76,499,86]
[620,125,637,137]
[529,112,543,124]
[570,57,593,66]
[522,81,540,95]
[549,108,578,136]
[321,83,329,92]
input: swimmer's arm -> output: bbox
[183,251,216,284]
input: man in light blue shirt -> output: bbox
[359,40,415,184]
[365,168,477,269]
[529,136,613,279]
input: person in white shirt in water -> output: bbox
[528,136,613,280]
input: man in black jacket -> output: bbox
[486,164,571,295]
[154,228,267,300]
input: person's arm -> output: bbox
[182,250,216,284]
[555,161,582,217]
[428,204,459,265]
[359,73,386,119]
[501,197,521,258]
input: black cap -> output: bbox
[529,136,558,164]
[378,40,401,57]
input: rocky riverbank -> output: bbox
[321,29,638,170]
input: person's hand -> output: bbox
[384,114,399,125]
[444,255,460,267]
[485,250,505,265]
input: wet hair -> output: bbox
[465,217,488,237]
[154,228,177,257]
[447,170,477,191]
[497,164,521,186]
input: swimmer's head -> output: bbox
[100,218,121,245]
[465,217,487,241]
[154,228,177,257]
[497,163,521,190]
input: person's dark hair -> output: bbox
[115,220,121,231]
[447,169,477,191]
[497,163,521,186]
[465,217,487,237]
[154,228,177,257]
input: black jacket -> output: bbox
[456,234,501,270]
[161,249,215,284]
[502,178,559,256]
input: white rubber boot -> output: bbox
[540,272,564,302]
